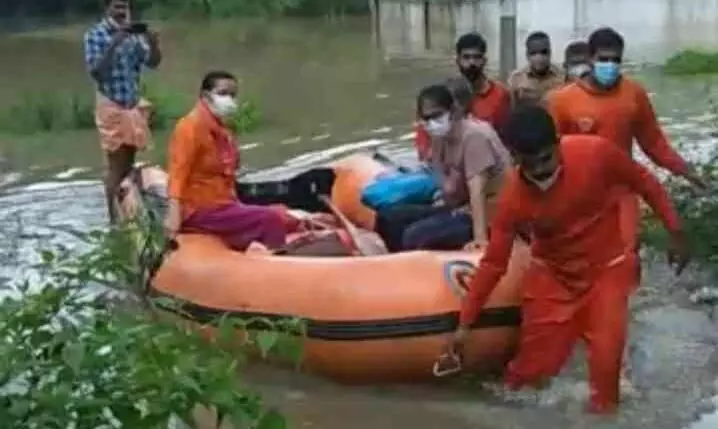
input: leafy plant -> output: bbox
[663,49,718,76]
[7,0,370,18]
[0,82,262,135]
[640,154,718,272]
[0,92,95,134]
[0,223,302,428]
[139,80,263,133]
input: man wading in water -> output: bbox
[442,106,689,414]
[83,0,162,224]
[546,27,705,288]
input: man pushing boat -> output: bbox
[440,105,690,414]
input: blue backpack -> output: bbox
[360,169,439,210]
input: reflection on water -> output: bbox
[690,397,718,429]
[379,0,718,66]
[0,180,105,287]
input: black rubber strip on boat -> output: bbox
[150,290,521,341]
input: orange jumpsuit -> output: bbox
[414,79,511,161]
[546,78,689,285]
[459,135,680,412]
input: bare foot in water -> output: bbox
[246,241,271,254]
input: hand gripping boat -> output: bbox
[116,152,529,384]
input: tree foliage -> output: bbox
[0,0,370,19]
[0,224,303,428]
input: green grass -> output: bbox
[0,92,95,134]
[0,83,262,135]
[663,49,718,76]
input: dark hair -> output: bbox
[444,77,473,113]
[200,70,237,92]
[455,32,487,55]
[504,105,557,155]
[525,31,550,47]
[104,0,127,7]
[564,40,590,59]
[588,27,624,56]
[416,84,454,115]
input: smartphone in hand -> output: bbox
[128,22,148,34]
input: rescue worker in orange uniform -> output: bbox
[546,27,706,287]
[414,32,511,162]
[442,105,690,414]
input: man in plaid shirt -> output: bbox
[83,0,161,224]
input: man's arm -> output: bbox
[144,31,162,69]
[602,141,681,233]
[84,29,126,80]
[632,83,690,177]
[459,179,521,327]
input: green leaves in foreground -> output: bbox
[640,154,718,273]
[0,225,303,428]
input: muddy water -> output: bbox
[2,0,718,427]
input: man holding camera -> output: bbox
[83,0,162,224]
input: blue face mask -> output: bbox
[592,61,621,86]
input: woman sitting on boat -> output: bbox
[163,70,287,252]
[376,81,512,251]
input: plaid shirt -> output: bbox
[83,19,153,108]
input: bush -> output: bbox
[9,0,371,18]
[0,223,299,428]
[0,84,262,135]
[641,153,718,273]
[663,49,718,76]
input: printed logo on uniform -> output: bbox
[576,116,595,134]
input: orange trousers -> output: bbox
[503,256,634,413]
[618,192,641,289]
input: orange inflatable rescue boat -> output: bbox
[117,153,529,383]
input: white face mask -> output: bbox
[208,93,238,118]
[423,113,452,138]
[567,64,591,79]
[526,166,562,191]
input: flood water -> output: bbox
[2,0,718,427]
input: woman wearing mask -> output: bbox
[377,83,511,251]
[163,70,287,251]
